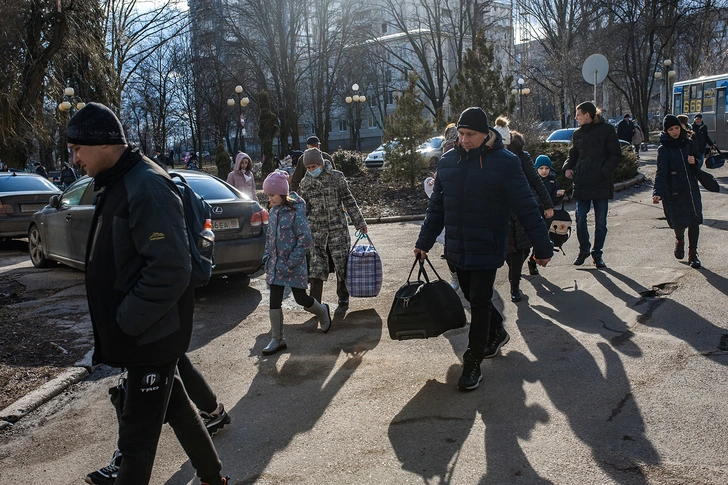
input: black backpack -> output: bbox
[168,172,215,287]
[547,202,572,254]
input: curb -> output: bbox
[365,173,647,225]
[0,366,89,427]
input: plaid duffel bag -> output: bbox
[346,233,383,298]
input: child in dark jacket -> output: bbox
[261,170,332,355]
[527,155,566,275]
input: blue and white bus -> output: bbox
[672,73,728,149]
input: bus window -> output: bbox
[689,83,703,113]
[703,82,716,112]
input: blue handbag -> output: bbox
[705,147,725,169]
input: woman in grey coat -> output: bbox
[298,148,367,307]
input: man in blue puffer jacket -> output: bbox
[414,107,553,392]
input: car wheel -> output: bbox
[28,224,56,268]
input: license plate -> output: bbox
[212,218,239,231]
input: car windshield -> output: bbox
[429,137,443,148]
[0,175,59,192]
[547,129,575,142]
[185,176,240,200]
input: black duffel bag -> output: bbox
[387,257,466,340]
[705,146,725,169]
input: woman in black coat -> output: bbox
[652,115,703,268]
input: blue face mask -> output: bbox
[308,167,323,178]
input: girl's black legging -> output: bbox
[506,248,530,288]
[269,284,314,310]
[675,225,700,251]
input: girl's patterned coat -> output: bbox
[263,193,312,289]
[299,165,366,281]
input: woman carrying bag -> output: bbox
[652,115,704,269]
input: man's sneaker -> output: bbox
[483,328,510,359]
[593,256,607,269]
[85,450,122,485]
[457,351,483,391]
[573,252,590,265]
[527,259,539,275]
[201,403,231,436]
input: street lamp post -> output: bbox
[57,87,86,165]
[345,83,366,151]
[227,85,250,154]
[654,59,677,117]
[510,78,531,123]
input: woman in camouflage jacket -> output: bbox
[298,148,367,306]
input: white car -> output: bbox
[364,137,444,170]
[364,142,397,170]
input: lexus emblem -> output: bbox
[212,206,223,214]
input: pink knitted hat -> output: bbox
[263,170,290,195]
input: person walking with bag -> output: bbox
[652,115,704,269]
[414,107,553,392]
[261,170,332,355]
[691,113,716,165]
[298,148,367,308]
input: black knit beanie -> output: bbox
[457,107,489,134]
[66,102,127,146]
[663,115,680,131]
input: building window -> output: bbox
[338,119,348,132]
[368,116,376,128]
[382,23,388,34]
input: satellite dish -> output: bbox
[582,54,609,104]
[582,54,609,84]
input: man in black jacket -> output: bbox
[414,107,553,392]
[67,103,228,485]
[289,135,335,192]
[616,113,635,143]
[563,101,622,269]
[691,113,715,164]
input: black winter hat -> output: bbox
[66,102,127,146]
[457,107,489,134]
[306,135,321,146]
[663,115,680,131]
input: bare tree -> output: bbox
[225,0,307,151]
[102,0,188,108]
[598,0,696,131]
[516,0,593,128]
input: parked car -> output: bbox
[364,141,396,170]
[365,137,444,170]
[0,172,61,239]
[28,170,268,279]
[545,128,634,151]
[418,136,445,168]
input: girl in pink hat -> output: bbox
[261,170,332,355]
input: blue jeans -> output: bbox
[575,198,609,258]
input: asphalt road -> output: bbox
[2,150,728,484]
